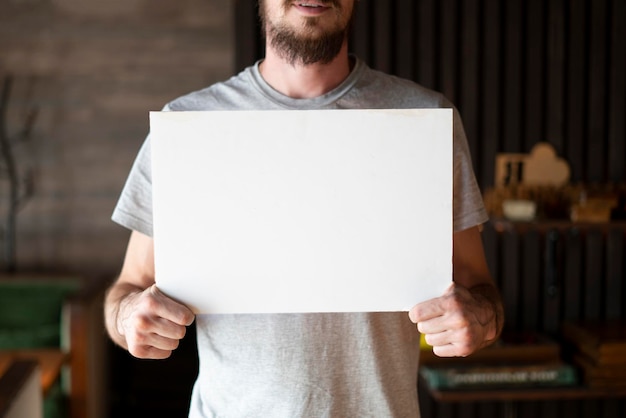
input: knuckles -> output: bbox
[132,313,153,333]
[120,286,192,360]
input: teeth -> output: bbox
[299,3,322,7]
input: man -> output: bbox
[105,0,504,416]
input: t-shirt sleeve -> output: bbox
[451,106,489,232]
[111,135,154,237]
[111,103,487,237]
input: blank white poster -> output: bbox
[150,109,452,314]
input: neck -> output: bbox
[258,42,352,99]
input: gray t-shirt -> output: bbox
[112,57,488,418]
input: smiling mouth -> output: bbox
[294,1,331,9]
[299,3,324,7]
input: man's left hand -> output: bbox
[408,282,498,357]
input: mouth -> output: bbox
[295,1,329,7]
[292,1,332,14]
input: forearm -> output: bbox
[104,281,144,350]
[468,283,505,348]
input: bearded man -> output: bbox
[105,1,504,416]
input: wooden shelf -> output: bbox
[0,360,40,418]
[489,218,626,234]
[420,376,626,402]
[0,349,67,396]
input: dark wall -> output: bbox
[235,0,626,190]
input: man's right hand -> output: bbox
[104,230,195,359]
[117,283,195,359]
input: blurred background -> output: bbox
[1,0,625,418]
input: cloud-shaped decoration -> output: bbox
[523,142,570,187]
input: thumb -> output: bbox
[149,284,195,326]
[444,281,456,295]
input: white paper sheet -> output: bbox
[150,109,452,314]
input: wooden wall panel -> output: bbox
[502,0,524,153]
[543,230,562,333]
[234,0,263,74]
[458,0,481,162]
[546,0,566,154]
[2,0,234,275]
[393,0,415,80]
[587,0,609,182]
[416,0,436,90]
[606,229,624,318]
[501,231,521,330]
[608,0,626,182]
[485,224,626,327]
[480,0,501,187]
[235,0,626,189]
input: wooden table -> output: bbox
[0,349,67,396]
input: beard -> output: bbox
[259,0,352,65]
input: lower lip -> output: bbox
[293,4,331,16]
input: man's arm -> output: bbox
[409,225,504,357]
[104,230,195,359]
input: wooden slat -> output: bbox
[476,402,499,418]
[457,400,475,418]
[565,0,587,181]
[563,228,584,320]
[439,0,457,104]
[479,0,501,187]
[234,0,261,72]
[560,400,581,418]
[587,0,609,182]
[457,0,480,172]
[546,0,566,154]
[543,229,562,333]
[418,380,435,418]
[349,0,371,63]
[584,229,605,320]
[416,0,436,89]
[605,228,624,319]
[372,1,392,73]
[393,0,416,80]
[524,0,545,152]
[603,399,623,418]
[502,0,524,152]
[437,402,455,418]
[582,400,602,418]
[502,231,521,331]
[519,401,541,418]
[481,224,500,290]
[608,0,626,182]
[522,230,541,330]
[541,400,559,418]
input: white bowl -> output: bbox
[502,199,537,221]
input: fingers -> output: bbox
[409,284,486,357]
[118,285,195,359]
[408,282,457,324]
[421,328,475,358]
[126,323,183,360]
[409,298,443,324]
